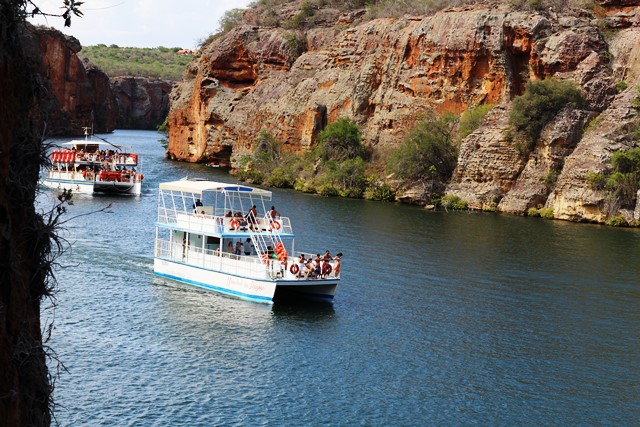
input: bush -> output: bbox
[459,104,493,140]
[441,194,468,210]
[509,79,586,152]
[387,111,458,182]
[539,207,555,219]
[482,201,497,212]
[606,215,629,227]
[284,32,307,64]
[322,157,368,198]
[528,207,554,218]
[219,8,244,33]
[585,171,606,190]
[364,181,395,201]
[315,117,366,161]
[603,147,640,207]
[616,81,628,92]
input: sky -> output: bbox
[28,0,253,49]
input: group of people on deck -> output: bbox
[292,251,341,279]
[225,238,254,256]
[221,205,280,232]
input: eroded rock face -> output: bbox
[168,1,640,223]
[448,12,640,220]
[111,77,172,129]
[545,88,640,222]
[24,25,107,135]
[168,3,563,163]
[24,24,173,136]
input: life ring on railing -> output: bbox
[322,263,332,275]
[290,264,299,275]
[230,218,240,230]
[277,251,288,261]
[271,220,281,230]
[137,174,144,181]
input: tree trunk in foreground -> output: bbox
[0,1,52,425]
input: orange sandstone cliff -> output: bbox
[167,1,640,223]
[23,24,173,136]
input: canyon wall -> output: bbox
[166,0,640,223]
[25,25,171,136]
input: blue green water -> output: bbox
[42,130,640,426]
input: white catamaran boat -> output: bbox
[153,179,342,303]
[41,131,143,195]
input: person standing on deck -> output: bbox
[244,238,252,256]
[269,206,280,221]
[247,205,258,231]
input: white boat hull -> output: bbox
[154,257,337,304]
[41,177,142,195]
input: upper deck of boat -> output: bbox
[157,180,292,238]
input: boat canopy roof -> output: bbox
[160,180,272,198]
[61,140,131,150]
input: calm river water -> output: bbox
[41,130,640,426]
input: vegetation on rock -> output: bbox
[509,79,586,153]
[386,112,459,199]
[235,118,395,200]
[78,45,192,80]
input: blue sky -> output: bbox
[28,0,253,49]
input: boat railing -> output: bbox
[158,207,293,235]
[155,239,340,281]
[155,238,272,279]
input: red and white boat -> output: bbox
[41,133,143,195]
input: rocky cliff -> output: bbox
[111,76,172,129]
[167,0,640,223]
[24,25,172,136]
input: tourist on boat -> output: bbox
[243,238,252,256]
[225,211,232,217]
[322,250,332,261]
[235,241,242,256]
[296,254,306,278]
[246,205,258,230]
[226,241,233,254]
[192,198,203,209]
[333,253,342,278]
[303,260,314,279]
[313,258,322,278]
[269,206,280,221]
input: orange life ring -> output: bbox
[271,220,281,230]
[230,219,240,230]
[137,174,144,180]
[322,263,332,275]
[290,264,299,274]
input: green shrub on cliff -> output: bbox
[509,79,585,153]
[459,104,494,140]
[605,147,640,207]
[314,117,368,161]
[219,8,244,33]
[387,111,458,183]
